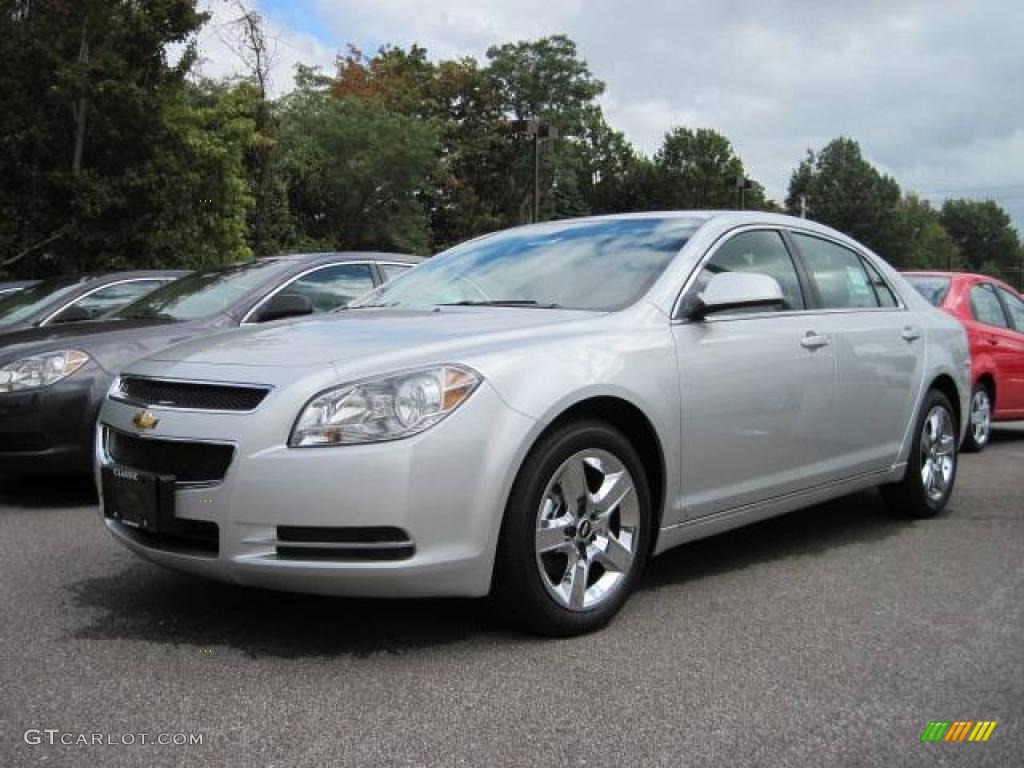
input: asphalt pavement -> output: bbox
[1,426,1022,767]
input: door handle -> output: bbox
[900,326,922,342]
[800,331,830,350]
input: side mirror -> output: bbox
[687,272,784,320]
[52,305,93,324]
[258,292,314,322]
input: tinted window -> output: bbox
[996,287,1024,331]
[380,263,412,282]
[352,217,702,312]
[53,279,168,322]
[904,275,951,307]
[970,284,1010,328]
[794,234,879,309]
[273,264,375,315]
[114,260,292,321]
[0,276,89,326]
[691,230,804,311]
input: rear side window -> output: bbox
[691,230,805,312]
[793,233,879,309]
[904,276,951,307]
[996,287,1024,331]
[861,260,899,307]
[970,284,1010,328]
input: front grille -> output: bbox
[106,428,234,484]
[116,377,269,411]
[275,525,415,561]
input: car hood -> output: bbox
[147,307,599,368]
[0,317,215,373]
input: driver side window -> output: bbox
[691,230,805,312]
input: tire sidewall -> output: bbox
[907,391,959,515]
[963,384,991,453]
[497,420,652,635]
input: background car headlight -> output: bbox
[290,365,481,446]
[0,350,90,393]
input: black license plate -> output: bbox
[102,466,174,533]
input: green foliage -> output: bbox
[276,83,438,254]
[885,195,963,270]
[939,199,1020,276]
[785,138,901,256]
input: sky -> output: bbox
[189,0,1024,233]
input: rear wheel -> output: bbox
[881,389,958,518]
[491,420,651,636]
[961,383,992,453]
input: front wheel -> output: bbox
[881,389,958,518]
[491,420,652,636]
[961,383,992,453]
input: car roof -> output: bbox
[903,270,1021,291]
[260,251,423,265]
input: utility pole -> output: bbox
[734,176,752,210]
[799,195,807,219]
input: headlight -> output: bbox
[0,350,91,393]
[290,365,481,447]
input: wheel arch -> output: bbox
[929,373,964,440]
[521,395,668,552]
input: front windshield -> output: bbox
[350,217,702,311]
[904,275,951,307]
[0,276,88,326]
[113,259,292,321]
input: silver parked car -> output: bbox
[96,212,970,635]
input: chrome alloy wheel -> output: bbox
[534,449,640,611]
[920,405,956,502]
[970,388,992,447]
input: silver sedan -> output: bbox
[96,212,970,635]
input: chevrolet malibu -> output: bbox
[97,212,970,635]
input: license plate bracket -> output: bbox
[102,466,176,533]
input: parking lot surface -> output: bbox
[1,427,1022,767]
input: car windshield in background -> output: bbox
[904,275,952,307]
[0,276,89,326]
[350,217,702,312]
[113,260,291,321]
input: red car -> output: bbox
[904,271,1024,451]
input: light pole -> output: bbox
[507,119,558,223]
[734,176,753,211]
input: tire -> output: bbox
[491,420,652,636]
[881,389,958,519]
[961,382,992,453]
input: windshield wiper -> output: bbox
[435,299,559,308]
[120,311,176,321]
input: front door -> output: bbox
[672,229,838,519]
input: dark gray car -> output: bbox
[0,252,419,473]
[0,280,40,299]
[0,271,188,332]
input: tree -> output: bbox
[652,127,768,210]
[885,195,963,270]
[939,199,1020,276]
[785,138,901,256]
[276,78,438,253]
[0,0,209,274]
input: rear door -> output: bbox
[789,232,926,476]
[976,284,1024,416]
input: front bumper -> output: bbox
[96,377,537,598]
[0,364,109,474]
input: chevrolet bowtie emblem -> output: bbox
[132,410,160,430]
